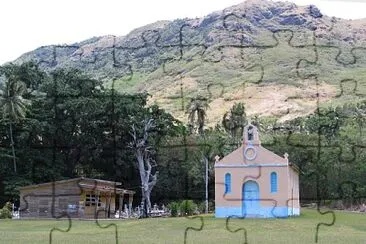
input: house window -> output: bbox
[225,173,231,194]
[85,194,101,207]
[271,172,277,193]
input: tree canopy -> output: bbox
[0,62,365,210]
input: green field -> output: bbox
[0,208,365,244]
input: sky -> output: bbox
[0,0,366,65]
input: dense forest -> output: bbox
[0,62,365,211]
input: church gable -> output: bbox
[216,145,287,165]
[216,124,288,166]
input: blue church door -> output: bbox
[242,181,260,217]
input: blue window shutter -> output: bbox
[271,172,277,193]
[225,173,231,194]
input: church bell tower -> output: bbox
[243,123,260,146]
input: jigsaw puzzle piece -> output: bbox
[160,23,208,76]
[217,46,264,87]
[94,211,119,244]
[315,207,336,243]
[314,17,366,66]
[202,45,224,63]
[221,12,256,47]
[94,181,119,244]
[36,45,79,68]
[303,172,336,243]
[177,23,207,61]
[285,102,341,148]
[156,132,190,167]
[260,29,317,85]
[49,217,72,244]
[160,22,208,76]
[330,57,366,99]
[202,62,266,126]
[152,71,216,119]
[111,36,134,82]
[337,180,358,202]
[71,46,98,64]
[225,215,249,244]
[297,43,366,102]
[222,11,278,48]
[122,29,175,77]
[184,215,204,244]
[138,30,165,70]
[157,130,214,170]
[48,178,99,243]
[202,11,275,64]
[48,181,73,244]
[223,197,278,243]
[215,13,272,77]
[67,36,133,81]
[160,57,191,79]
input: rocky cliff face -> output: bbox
[14,0,366,125]
[16,0,364,77]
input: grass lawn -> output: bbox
[0,208,365,244]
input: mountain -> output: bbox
[14,0,366,126]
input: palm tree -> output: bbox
[186,96,209,135]
[186,96,210,213]
[0,77,28,174]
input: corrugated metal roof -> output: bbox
[18,177,123,190]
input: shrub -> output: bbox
[0,202,12,219]
[196,201,215,214]
[179,200,197,216]
[167,201,180,217]
[197,201,206,214]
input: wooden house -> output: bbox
[19,177,135,219]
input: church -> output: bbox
[215,123,300,218]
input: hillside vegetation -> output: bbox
[14,0,366,125]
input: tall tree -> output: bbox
[0,70,29,173]
[186,96,210,213]
[187,96,209,135]
[129,119,158,217]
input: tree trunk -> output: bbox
[9,121,16,173]
[130,119,158,218]
[140,180,153,217]
[144,190,151,212]
[185,173,189,199]
[204,155,208,214]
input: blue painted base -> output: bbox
[215,206,300,218]
[288,207,300,216]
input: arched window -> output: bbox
[270,172,277,193]
[225,173,231,194]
